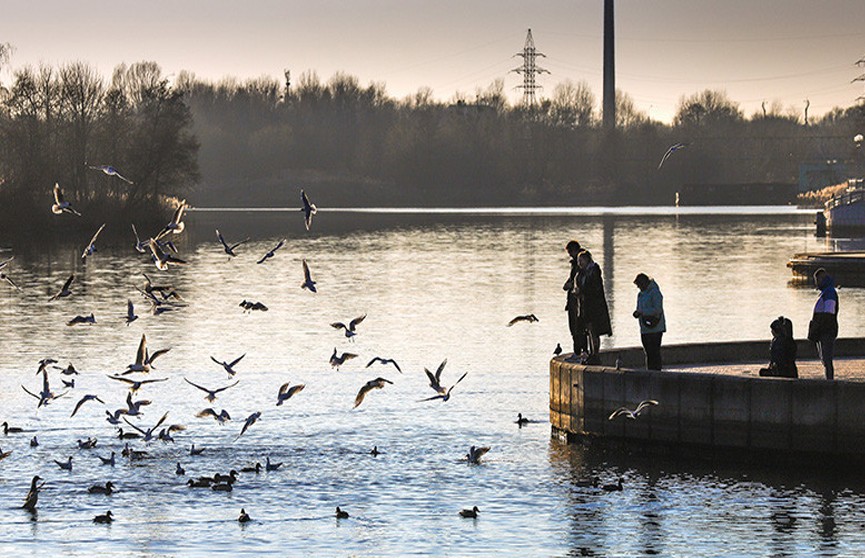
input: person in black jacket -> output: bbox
[576,250,612,365]
[563,240,587,362]
[759,316,797,378]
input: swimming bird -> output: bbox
[123,299,138,325]
[71,394,105,418]
[30,436,38,447]
[122,412,169,442]
[189,444,205,456]
[329,349,358,370]
[117,428,141,440]
[107,375,168,393]
[2,421,23,435]
[238,508,252,523]
[216,229,249,258]
[210,354,246,377]
[301,259,317,292]
[54,456,73,471]
[608,400,659,421]
[0,447,11,461]
[335,506,349,519]
[419,371,467,402]
[196,408,232,424]
[149,238,187,271]
[516,413,529,426]
[657,142,688,170]
[366,357,402,374]
[331,314,366,340]
[98,452,116,466]
[93,510,113,524]
[77,438,97,450]
[66,313,96,326]
[554,343,562,356]
[240,463,262,474]
[49,273,75,301]
[187,478,212,488]
[81,223,106,261]
[23,475,43,512]
[88,481,115,495]
[574,477,599,488]
[122,443,148,460]
[265,456,282,471]
[602,478,624,492]
[176,462,185,475]
[51,183,81,216]
[370,446,380,457]
[466,445,491,464]
[123,333,171,374]
[235,411,262,440]
[88,164,134,184]
[212,482,233,492]
[354,377,393,409]
[185,378,240,402]
[155,199,188,239]
[507,314,539,326]
[459,506,480,518]
[301,189,317,231]
[257,239,285,264]
[276,382,305,406]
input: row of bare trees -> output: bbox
[0,59,199,232]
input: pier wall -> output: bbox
[550,338,865,457]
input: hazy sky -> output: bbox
[2,0,864,123]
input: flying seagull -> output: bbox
[51,183,81,216]
[257,239,285,264]
[276,382,305,406]
[420,371,468,402]
[107,375,168,393]
[330,348,358,370]
[507,314,539,326]
[155,200,188,240]
[366,357,402,374]
[300,189,317,231]
[70,394,105,418]
[354,377,393,409]
[0,257,20,291]
[184,378,240,403]
[88,164,134,184]
[196,408,231,424]
[657,142,688,170]
[301,259,317,292]
[235,411,262,440]
[123,299,138,325]
[81,223,107,261]
[608,400,659,421]
[66,313,96,326]
[123,333,170,374]
[149,238,187,271]
[49,273,75,301]
[216,229,249,258]
[211,354,246,377]
[331,314,366,340]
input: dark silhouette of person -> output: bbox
[563,240,587,362]
[809,268,839,380]
[576,250,611,364]
[632,273,665,370]
[759,316,797,378]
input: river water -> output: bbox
[1,207,864,557]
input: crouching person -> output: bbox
[759,316,798,378]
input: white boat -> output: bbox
[825,178,865,232]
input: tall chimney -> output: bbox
[603,0,615,131]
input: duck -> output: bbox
[176,462,186,475]
[190,444,205,456]
[122,443,148,460]
[88,481,115,495]
[213,470,239,484]
[211,482,233,492]
[575,477,599,488]
[23,475,42,511]
[459,506,480,518]
[602,478,624,492]
[370,446,380,457]
[2,421,23,435]
[30,436,38,447]
[93,510,113,524]
[335,506,349,519]
[516,413,529,426]
[240,463,262,474]
[117,428,141,440]
[265,456,282,471]
[238,508,252,523]
[187,478,212,488]
[54,456,73,471]
[98,452,116,466]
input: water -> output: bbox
[1,207,865,557]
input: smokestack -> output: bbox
[603,0,615,131]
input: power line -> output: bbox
[510,29,549,107]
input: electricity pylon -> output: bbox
[511,29,549,107]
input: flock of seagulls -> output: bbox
[1,185,567,529]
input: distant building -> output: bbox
[799,160,849,193]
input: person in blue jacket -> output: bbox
[633,273,666,370]
[809,268,839,380]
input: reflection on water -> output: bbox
[0,209,864,556]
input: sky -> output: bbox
[2,0,864,123]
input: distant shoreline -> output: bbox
[188,205,814,216]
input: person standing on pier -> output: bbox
[633,273,666,370]
[576,250,611,365]
[808,268,839,380]
[563,240,587,362]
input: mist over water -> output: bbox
[1,208,864,556]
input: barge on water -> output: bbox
[550,338,865,461]
[787,251,865,286]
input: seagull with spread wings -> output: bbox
[216,229,249,258]
[276,382,305,406]
[366,357,402,374]
[49,274,75,301]
[0,257,21,291]
[211,354,246,377]
[123,333,170,374]
[149,238,187,271]
[81,223,106,261]
[257,239,285,264]
[354,377,393,409]
[301,259,317,292]
[657,142,688,170]
[196,408,231,424]
[300,189,317,231]
[331,314,366,340]
[51,183,81,216]
[420,371,468,402]
[155,200,187,240]
[184,378,240,403]
[107,375,168,393]
[608,400,659,421]
[507,314,539,326]
[329,348,358,370]
[236,411,261,440]
[88,164,134,184]
[70,394,105,418]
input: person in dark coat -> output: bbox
[576,250,611,364]
[633,273,666,370]
[759,316,798,378]
[563,240,587,362]
[808,268,839,380]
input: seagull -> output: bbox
[98,452,116,466]
[149,238,187,271]
[276,382,305,406]
[507,314,539,326]
[155,199,188,240]
[0,271,21,291]
[366,357,402,374]
[300,189,317,231]
[123,392,152,417]
[61,378,75,389]
[608,400,659,421]
[105,409,127,425]
[30,436,39,447]
[122,412,169,442]
[238,508,252,523]
[354,377,393,409]
[657,142,688,170]
[123,333,171,374]
[22,369,68,407]
[189,444,205,456]
[53,363,79,376]
[196,408,231,424]
[257,239,285,264]
[93,510,114,524]
[66,313,96,326]
[107,375,168,393]
[301,259,317,292]
[49,273,75,301]
[211,354,246,377]
[0,256,12,271]
[70,394,105,417]
[419,371,467,402]
[424,359,450,394]
[235,411,262,440]
[0,447,11,461]
[331,314,366,340]
[185,378,240,402]
[330,348,358,370]
[77,437,98,450]
[87,481,115,495]
[123,299,138,325]
[81,223,106,261]
[335,507,349,519]
[23,475,43,512]
[466,445,490,464]
[141,273,183,301]
[216,229,249,258]
[54,456,73,471]
[131,224,149,253]
[88,164,134,184]
[51,183,81,216]
[265,456,282,471]
[239,300,268,312]
[459,506,480,518]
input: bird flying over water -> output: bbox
[420,371,468,402]
[276,382,305,406]
[149,238,187,271]
[122,411,169,442]
[331,314,366,340]
[608,400,659,421]
[216,229,249,258]
[81,223,106,261]
[257,239,285,264]
[108,375,168,393]
[196,408,231,424]
[424,359,449,394]
[300,189,317,231]
[211,354,246,377]
[657,142,688,170]
[155,200,188,240]
[236,411,262,440]
[184,377,240,402]
[507,314,539,326]
[354,377,393,408]
[66,313,96,326]
[0,256,21,291]
[49,273,75,301]
[70,394,105,417]
[124,333,170,374]
[366,357,402,374]
[330,348,358,370]
[239,300,268,312]
[301,259,317,292]
[123,299,138,325]
[51,183,81,216]
[88,164,134,184]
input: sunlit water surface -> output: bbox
[1,208,865,557]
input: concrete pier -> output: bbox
[550,338,865,460]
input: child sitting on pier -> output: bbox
[759,316,798,378]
